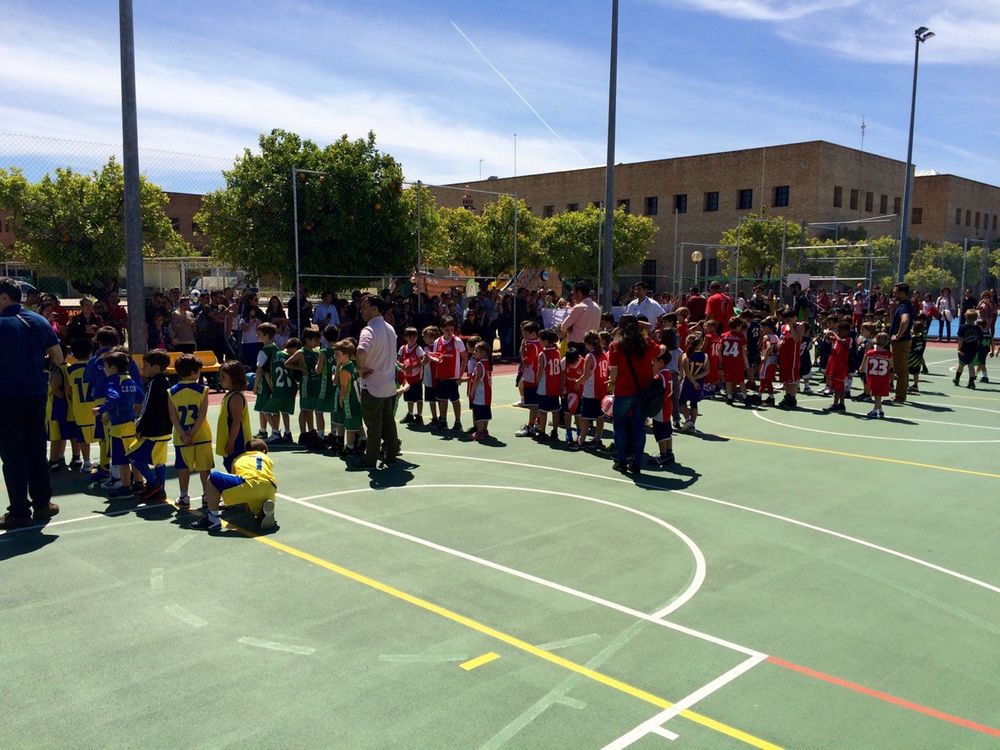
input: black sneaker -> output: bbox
[401,414,414,424]
[190,513,221,531]
[967,380,976,389]
[953,375,960,386]
[452,421,464,433]
[765,396,776,406]
[49,459,66,473]
[414,415,424,426]
[69,457,83,471]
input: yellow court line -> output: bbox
[233,526,781,750]
[460,652,501,671]
[718,434,1000,480]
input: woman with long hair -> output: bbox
[607,314,660,474]
[265,295,285,322]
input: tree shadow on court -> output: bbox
[0,527,58,561]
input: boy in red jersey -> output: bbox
[758,317,779,406]
[468,341,493,440]
[720,316,749,405]
[534,328,563,442]
[430,316,467,432]
[777,310,804,409]
[702,318,722,398]
[860,332,892,418]
[398,327,425,425]
[561,347,585,446]
[578,330,609,449]
[823,320,852,413]
[515,321,543,437]
[651,347,675,467]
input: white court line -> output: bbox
[150,568,164,595]
[751,408,1000,443]
[164,603,207,628]
[402,452,1000,596]
[603,653,769,750]
[0,507,138,539]
[537,633,601,651]
[278,489,759,657]
[238,637,316,655]
[290,483,707,619]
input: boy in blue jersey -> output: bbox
[84,327,143,484]
[94,350,139,498]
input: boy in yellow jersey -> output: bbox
[216,361,252,472]
[191,439,277,532]
[127,350,173,504]
[66,338,96,472]
[168,354,214,509]
[47,350,81,472]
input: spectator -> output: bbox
[265,295,286,322]
[105,293,129,340]
[0,277,63,529]
[936,287,956,341]
[287,285,312,336]
[313,291,340,331]
[889,283,915,403]
[170,296,197,354]
[685,287,707,323]
[705,280,735,332]
[561,281,602,355]
[607,314,660,475]
[356,295,400,470]
[625,282,665,321]
[67,298,103,341]
[147,311,171,350]
[497,294,516,361]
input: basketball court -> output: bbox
[2,343,998,748]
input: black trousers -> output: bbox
[360,390,400,465]
[0,396,51,518]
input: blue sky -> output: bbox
[2,0,998,193]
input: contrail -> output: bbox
[450,20,587,160]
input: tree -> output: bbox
[474,195,544,277]
[717,212,807,280]
[403,183,448,268]
[905,266,957,294]
[197,129,414,288]
[0,160,188,290]
[541,205,656,281]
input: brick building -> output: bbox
[911,171,999,246]
[440,140,998,288]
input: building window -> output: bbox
[641,259,657,290]
[894,197,901,215]
[773,185,789,208]
[975,212,981,229]
[994,215,998,232]
[849,189,859,210]
[833,186,843,208]
[956,208,962,225]
[567,202,579,212]
[191,220,201,234]
[704,191,719,212]
[707,258,718,276]
[617,198,631,214]
[644,196,658,216]
[912,207,923,225]
[170,217,180,231]
[737,188,753,210]
[966,210,971,226]
[591,200,602,209]
[865,192,874,212]
[542,205,555,218]
[880,194,888,214]
[674,194,688,214]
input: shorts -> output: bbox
[127,436,170,467]
[423,384,437,403]
[78,423,98,443]
[828,374,846,395]
[436,379,460,402]
[209,470,275,515]
[268,391,297,415]
[958,350,977,367]
[759,361,776,383]
[175,442,214,472]
[253,385,273,413]
[580,396,601,420]
[299,393,318,411]
[472,404,492,422]
[49,417,81,443]
[108,422,136,466]
[522,385,538,406]
[679,380,703,404]
[868,379,890,398]
[722,361,744,386]
[404,384,422,403]
[538,394,560,413]
[652,419,672,442]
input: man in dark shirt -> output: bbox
[889,283,915,402]
[0,278,64,529]
[685,287,707,323]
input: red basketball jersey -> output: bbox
[537,346,564,397]
[865,349,891,397]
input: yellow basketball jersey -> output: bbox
[168,382,212,447]
[216,391,252,456]
[66,362,94,429]
[234,451,276,486]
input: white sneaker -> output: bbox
[81,461,95,473]
[259,499,276,530]
[99,477,119,490]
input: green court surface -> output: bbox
[3,345,999,749]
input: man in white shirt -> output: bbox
[624,282,664,322]
[561,281,602,355]
[356,295,399,469]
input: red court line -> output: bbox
[767,656,1000,739]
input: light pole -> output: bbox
[600,0,619,311]
[897,25,934,282]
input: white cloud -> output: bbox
[661,0,859,22]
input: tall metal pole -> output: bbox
[512,196,519,342]
[960,238,968,295]
[898,29,932,281]
[119,0,145,353]
[600,0,619,311]
[292,167,301,297]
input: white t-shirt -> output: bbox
[624,296,665,321]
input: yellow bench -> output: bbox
[131,351,183,374]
